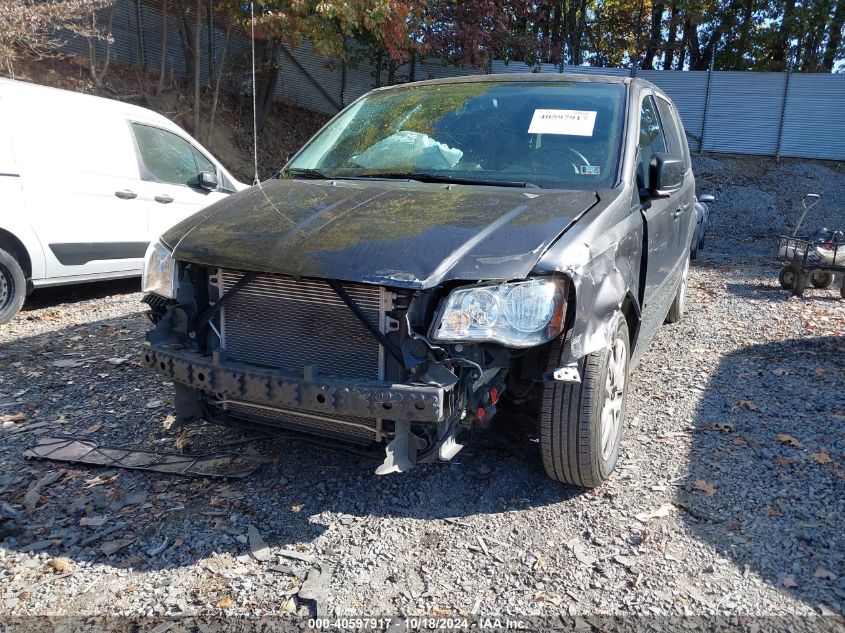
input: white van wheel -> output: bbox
[0,248,26,325]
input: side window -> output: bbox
[131,123,215,187]
[656,97,688,168]
[638,96,666,187]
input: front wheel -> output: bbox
[0,248,26,325]
[779,267,795,290]
[538,314,629,488]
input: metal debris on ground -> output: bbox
[22,437,269,478]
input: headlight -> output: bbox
[430,278,567,347]
[142,239,178,299]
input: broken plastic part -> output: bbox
[375,420,426,475]
[553,364,582,382]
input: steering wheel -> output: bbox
[528,146,593,175]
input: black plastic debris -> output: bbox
[22,436,269,478]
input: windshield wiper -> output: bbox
[284,167,333,179]
[409,172,541,189]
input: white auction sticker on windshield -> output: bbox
[528,109,597,136]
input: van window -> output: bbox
[637,96,667,187]
[655,97,688,168]
[131,123,217,187]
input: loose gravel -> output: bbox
[0,155,843,625]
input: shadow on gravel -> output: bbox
[680,335,845,613]
[1,313,583,573]
[21,278,140,312]
[725,281,843,303]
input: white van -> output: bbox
[0,78,248,324]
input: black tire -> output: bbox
[0,248,26,325]
[665,255,690,324]
[539,313,629,488]
[778,267,795,290]
[810,271,834,289]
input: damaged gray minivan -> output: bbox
[141,74,696,487]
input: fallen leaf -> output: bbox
[811,451,833,465]
[101,538,135,556]
[2,412,27,422]
[47,557,71,573]
[175,429,190,454]
[738,400,760,412]
[699,422,734,433]
[145,400,162,409]
[814,367,827,378]
[217,596,233,609]
[777,433,802,447]
[733,437,747,445]
[83,423,102,434]
[279,597,296,613]
[814,567,836,581]
[771,367,790,376]
[783,576,798,588]
[79,516,108,527]
[764,506,783,517]
[693,479,716,496]
[772,455,796,467]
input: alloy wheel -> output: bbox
[600,336,627,462]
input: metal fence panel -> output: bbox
[701,72,786,156]
[779,73,845,161]
[638,70,708,152]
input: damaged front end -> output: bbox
[141,264,566,475]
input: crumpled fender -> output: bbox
[536,200,643,364]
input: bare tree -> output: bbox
[207,21,231,144]
[156,0,169,97]
[0,0,113,77]
[87,2,116,93]
[192,0,201,135]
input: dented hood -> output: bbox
[162,179,599,289]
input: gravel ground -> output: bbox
[0,155,843,627]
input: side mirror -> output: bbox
[197,171,218,191]
[698,193,715,204]
[648,152,685,197]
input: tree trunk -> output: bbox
[192,0,201,136]
[643,0,665,69]
[253,38,279,133]
[774,0,796,70]
[663,1,677,69]
[732,0,753,68]
[823,0,845,71]
[176,0,195,86]
[156,0,168,98]
[207,22,230,145]
[684,19,701,68]
[89,5,116,95]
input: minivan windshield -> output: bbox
[286,81,626,190]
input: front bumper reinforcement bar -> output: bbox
[142,347,448,423]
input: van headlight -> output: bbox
[142,240,178,299]
[430,278,567,347]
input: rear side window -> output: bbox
[131,123,216,186]
[656,97,689,168]
[638,96,666,187]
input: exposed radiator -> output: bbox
[216,269,387,380]
[222,400,380,444]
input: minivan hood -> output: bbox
[162,179,600,289]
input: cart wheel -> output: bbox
[792,270,807,297]
[810,271,834,289]
[778,267,795,290]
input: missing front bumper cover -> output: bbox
[142,347,449,423]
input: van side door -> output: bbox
[14,108,149,280]
[128,123,233,240]
[635,93,683,348]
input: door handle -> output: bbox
[155,194,174,204]
[114,189,137,200]
[673,207,684,218]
